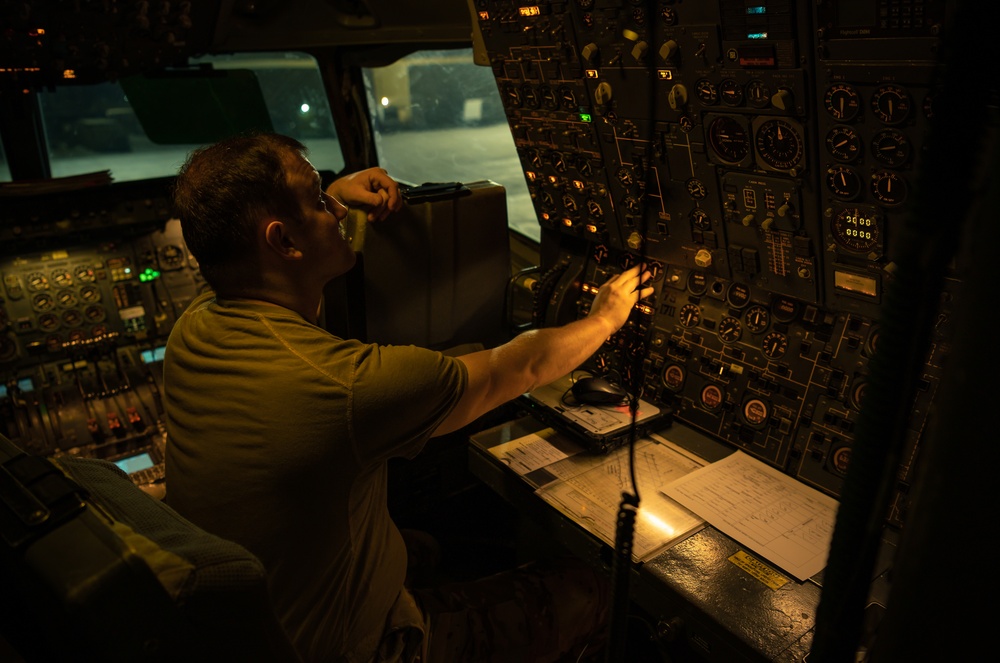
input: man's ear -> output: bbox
[263,220,302,260]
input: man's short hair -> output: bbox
[173,133,308,291]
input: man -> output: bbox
[164,133,653,662]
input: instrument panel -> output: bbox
[475,0,955,525]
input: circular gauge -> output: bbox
[826,166,863,200]
[661,6,677,25]
[688,271,708,295]
[829,446,851,475]
[832,207,880,253]
[80,285,101,302]
[708,116,750,164]
[746,80,771,108]
[38,313,60,332]
[727,283,751,309]
[679,304,702,327]
[577,157,594,177]
[558,86,578,111]
[762,331,788,359]
[850,380,867,410]
[772,296,799,323]
[551,152,569,173]
[718,315,743,343]
[91,324,109,338]
[701,384,724,410]
[502,84,522,108]
[61,309,83,328]
[755,119,804,171]
[84,305,107,323]
[686,178,708,199]
[720,79,743,105]
[870,170,908,206]
[32,293,55,312]
[617,167,637,188]
[695,79,719,105]
[27,272,49,291]
[75,265,96,283]
[67,329,86,343]
[824,83,861,121]
[539,86,558,110]
[690,208,711,230]
[870,84,911,125]
[647,261,664,282]
[56,289,78,308]
[592,244,610,264]
[561,192,578,214]
[744,305,770,333]
[52,270,73,287]
[586,199,604,220]
[825,126,862,162]
[662,364,686,391]
[743,398,769,427]
[871,129,911,168]
[521,85,540,109]
[45,334,62,353]
[527,149,544,170]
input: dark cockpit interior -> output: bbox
[1,1,996,661]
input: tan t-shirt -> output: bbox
[163,293,466,662]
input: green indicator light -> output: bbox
[140,268,161,282]
[579,113,592,122]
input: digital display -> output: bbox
[746,6,767,15]
[0,378,34,397]
[833,208,880,253]
[519,6,540,17]
[834,270,878,298]
[140,346,167,363]
[114,452,154,475]
[747,32,768,40]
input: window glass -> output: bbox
[363,48,538,242]
[32,52,343,183]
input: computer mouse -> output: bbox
[571,376,628,406]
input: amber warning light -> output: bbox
[519,6,541,17]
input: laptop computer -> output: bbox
[518,374,672,453]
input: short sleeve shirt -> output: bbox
[163,293,467,661]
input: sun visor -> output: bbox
[119,68,274,145]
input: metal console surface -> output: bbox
[468,415,824,663]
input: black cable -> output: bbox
[605,4,659,658]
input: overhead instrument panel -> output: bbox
[476,0,955,525]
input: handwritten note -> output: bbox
[662,451,838,581]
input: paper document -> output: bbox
[661,451,838,581]
[489,429,578,475]
[537,439,706,561]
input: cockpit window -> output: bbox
[31,51,344,183]
[0,139,9,181]
[362,48,537,242]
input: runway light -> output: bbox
[381,96,390,107]
[300,103,311,113]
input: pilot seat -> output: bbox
[0,434,300,662]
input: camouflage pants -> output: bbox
[410,556,610,663]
